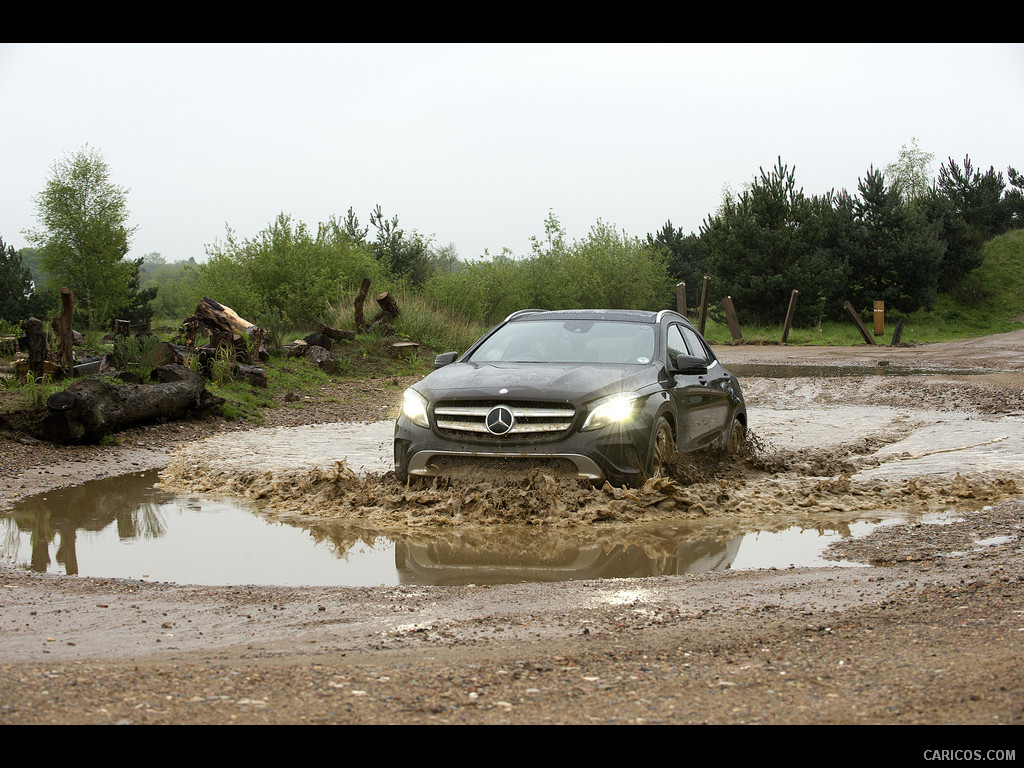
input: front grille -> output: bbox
[434,401,575,439]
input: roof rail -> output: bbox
[503,308,548,322]
[656,309,687,325]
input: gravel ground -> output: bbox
[1,334,1023,729]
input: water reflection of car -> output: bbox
[394,308,747,487]
[394,535,743,587]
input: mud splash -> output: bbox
[159,426,1021,534]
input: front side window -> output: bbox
[680,325,713,363]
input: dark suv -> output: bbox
[394,308,746,487]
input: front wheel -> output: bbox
[648,417,675,479]
[723,418,746,454]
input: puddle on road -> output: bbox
[5,403,1022,586]
[1,468,919,586]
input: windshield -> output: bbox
[468,319,656,365]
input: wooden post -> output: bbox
[891,318,905,346]
[781,289,799,344]
[873,301,885,336]
[722,296,742,342]
[675,282,687,319]
[844,301,878,346]
[52,287,75,375]
[698,276,711,335]
[114,319,131,337]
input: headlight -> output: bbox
[581,394,640,431]
[401,388,430,429]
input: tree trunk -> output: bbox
[20,318,49,383]
[316,323,356,342]
[52,287,75,375]
[40,364,223,444]
[354,278,372,333]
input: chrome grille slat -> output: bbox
[434,401,575,438]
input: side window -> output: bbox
[680,326,712,363]
[666,325,689,362]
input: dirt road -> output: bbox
[1,331,1023,728]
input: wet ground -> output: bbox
[7,369,1022,587]
[1,330,1023,725]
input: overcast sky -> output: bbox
[2,43,1022,265]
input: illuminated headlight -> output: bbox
[581,394,640,431]
[401,388,430,429]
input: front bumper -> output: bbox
[394,413,656,485]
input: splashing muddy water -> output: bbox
[158,403,1024,534]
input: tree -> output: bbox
[26,146,143,330]
[884,137,935,204]
[1003,166,1024,229]
[699,159,848,325]
[0,236,47,324]
[646,221,710,298]
[843,166,945,313]
[936,156,1009,240]
[368,205,435,286]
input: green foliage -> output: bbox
[198,213,386,327]
[142,257,205,319]
[0,237,47,323]
[646,222,709,299]
[884,137,935,204]
[425,213,674,326]
[26,145,150,330]
[842,166,945,314]
[699,159,849,325]
[937,156,1012,240]
[367,205,435,286]
[111,333,164,380]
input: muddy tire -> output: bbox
[724,418,746,454]
[648,417,675,479]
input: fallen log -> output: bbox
[282,339,308,358]
[316,323,356,342]
[40,364,223,444]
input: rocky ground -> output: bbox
[1,332,1023,729]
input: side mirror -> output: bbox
[434,351,458,368]
[672,354,708,376]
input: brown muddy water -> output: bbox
[6,394,1024,587]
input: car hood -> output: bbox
[414,362,659,404]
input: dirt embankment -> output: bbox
[1,331,1023,726]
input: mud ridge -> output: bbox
[159,435,1022,533]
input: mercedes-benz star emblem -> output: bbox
[485,405,515,435]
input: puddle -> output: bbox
[2,469,913,586]
[6,348,1024,591]
[5,405,1023,586]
